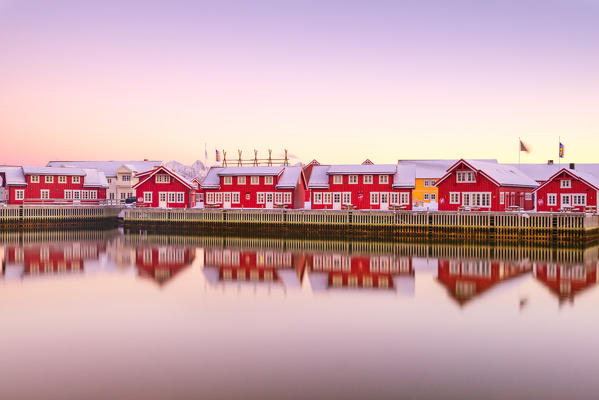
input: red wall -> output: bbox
[535,172,597,212]
[135,173,192,208]
[204,173,304,209]
[310,174,412,210]
[6,174,106,205]
[437,165,534,211]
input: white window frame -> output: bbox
[232,192,240,204]
[251,176,259,185]
[390,192,399,205]
[370,192,379,205]
[15,190,25,200]
[348,175,358,184]
[525,192,532,201]
[500,192,505,205]
[206,192,215,204]
[275,192,283,204]
[423,193,430,201]
[323,192,332,204]
[40,189,50,199]
[30,175,40,183]
[237,176,246,185]
[560,179,571,189]
[167,192,176,203]
[143,192,152,203]
[333,175,343,185]
[379,175,389,184]
[423,179,435,187]
[363,175,373,184]
[264,176,274,185]
[72,176,81,184]
[400,192,409,205]
[449,192,460,204]
[572,193,587,206]
[561,193,571,206]
[313,192,322,205]
[64,190,72,200]
[456,171,475,183]
[73,190,80,200]
[156,174,171,184]
[342,192,351,205]
[45,175,54,183]
[547,193,557,206]
[176,192,185,203]
[284,192,292,204]
[223,176,232,185]
[58,176,67,184]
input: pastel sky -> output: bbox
[1,0,598,166]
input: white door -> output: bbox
[333,192,342,210]
[380,192,389,210]
[159,192,167,208]
[265,193,274,209]
[223,192,232,209]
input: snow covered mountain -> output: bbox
[165,160,211,181]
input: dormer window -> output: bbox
[560,179,571,188]
[379,175,389,184]
[264,176,274,185]
[121,175,131,182]
[31,175,40,183]
[155,174,170,183]
[223,176,232,185]
[456,171,475,183]
[333,175,343,184]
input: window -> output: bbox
[333,175,343,184]
[456,171,475,183]
[333,192,341,204]
[348,175,358,184]
[370,192,379,205]
[313,192,322,204]
[572,194,587,206]
[500,192,505,205]
[462,192,491,207]
[423,179,436,187]
[379,175,389,184]
[424,193,430,201]
[390,192,399,205]
[82,191,89,200]
[45,176,54,183]
[237,176,246,185]
[41,189,50,199]
[144,192,152,203]
[58,176,67,184]
[561,194,570,206]
[215,192,223,203]
[176,192,184,203]
[223,176,232,185]
[15,190,24,200]
[265,176,274,185]
[30,175,40,183]
[400,192,409,205]
[251,176,259,185]
[156,174,170,183]
[275,192,283,204]
[121,175,131,182]
[323,192,332,204]
[430,193,436,201]
[342,192,351,204]
[450,192,460,204]
[206,192,215,204]
[72,176,80,184]
[73,191,80,200]
[363,175,373,184]
[107,178,112,183]
[560,179,571,188]
[64,190,72,199]
[547,193,557,206]
[120,192,126,200]
[525,193,532,201]
[284,192,292,204]
[255,192,264,204]
[232,192,240,203]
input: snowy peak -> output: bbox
[165,160,210,181]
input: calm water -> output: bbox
[1,229,599,400]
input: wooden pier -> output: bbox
[0,205,123,228]
[122,208,599,245]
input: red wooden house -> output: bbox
[0,166,108,205]
[200,166,307,209]
[134,166,195,208]
[135,245,195,286]
[435,160,538,211]
[307,164,415,210]
[533,168,599,212]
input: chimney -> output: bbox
[547,160,554,165]
[569,163,575,170]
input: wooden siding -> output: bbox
[536,171,597,212]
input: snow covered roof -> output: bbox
[133,166,193,189]
[502,163,563,182]
[216,166,284,176]
[446,160,538,187]
[533,168,599,192]
[0,166,27,186]
[82,169,109,188]
[200,167,225,189]
[392,164,416,188]
[276,166,303,189]
[22,166,86,176]
[46,160,162,178]
[307,166,332,188]
[327,164,397,175]
[398,159,498,179]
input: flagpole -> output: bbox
[558,136,560,165]
[518,137,521,165]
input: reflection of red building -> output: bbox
[307,253,414,292]
[534,263,598,303]
[135,246,195,286]
[437,259,531,305]
[3,242,103,278]
[203,248,305,287]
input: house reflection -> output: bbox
[533,247,599,304]
[203,248,305,291]
[135,246,195,286]
[437,258,532,305]
[306,252,415,295]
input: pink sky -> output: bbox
[1,0,598,166]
